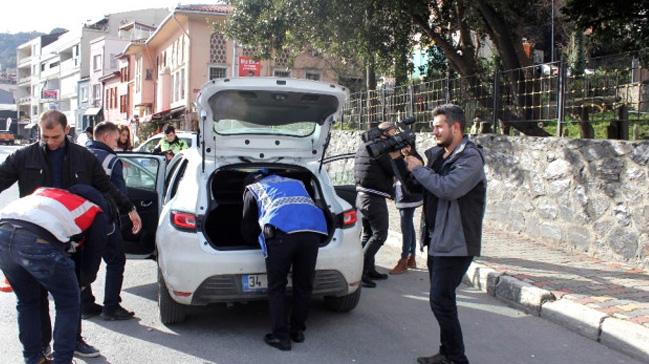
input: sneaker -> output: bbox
[100,305,135,321]
[81,302,103,319]
[74,338,100,358]
[417,353,452,364]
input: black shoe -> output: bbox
[100,305,135,321]
[290,331,305,343]
[81,302,103,319]
[74,337,100,358]
[417,353,452,364]
[264,333,291,351]
[361,275,377,288]
[367,270,388,280]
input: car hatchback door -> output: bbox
[117,153,166,258]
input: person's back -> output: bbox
[241,173,327,351]
[0,187,103,364]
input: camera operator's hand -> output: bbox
[404,155,423,171]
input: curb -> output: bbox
[465,261,649,363]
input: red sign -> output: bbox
[239,56,261,77]
[42,89,59,100]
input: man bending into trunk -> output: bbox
[241,171,328,351]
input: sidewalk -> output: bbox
[384,222,649,362]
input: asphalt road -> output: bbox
[0,145,643,364]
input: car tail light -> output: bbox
[171,211,197,231]
[337,209,357,228]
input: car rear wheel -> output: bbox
[324,287,361,312]
[158,268,187,325]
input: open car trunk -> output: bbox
[203,164,334,250]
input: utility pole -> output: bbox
[551,0,555,63]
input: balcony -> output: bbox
[17,76,31,85]
[17,56,32,67]
[17,96,32,105]
[60,58,79,76]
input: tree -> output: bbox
[562,0,649,56]
[226,0,555,135]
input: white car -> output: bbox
[134,131,197,152]
[118,78,362,324]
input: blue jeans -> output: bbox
[81,226,125,311]
[399,208,417,259]
[428,255,473,364]
[0,224,80,364]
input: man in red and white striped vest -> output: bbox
[0,187,104,364]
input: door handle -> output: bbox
[140,201,153,208]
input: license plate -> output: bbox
[242,274,268,292]
[241,273,293,292]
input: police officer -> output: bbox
[241,172,328,351]
[0,187,105,364]
[152,124,188,155]
[85,121,135,321]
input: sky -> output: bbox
[0,1,190,34]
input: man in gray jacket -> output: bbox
[394,104,486,364]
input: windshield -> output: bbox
[213,119,316,137]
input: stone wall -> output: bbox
[326,131,649,268]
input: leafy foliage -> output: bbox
[562,0,649,56]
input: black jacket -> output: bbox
[0,140,134,214]
[353,142,398,198]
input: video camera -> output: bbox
[363,116,417,159]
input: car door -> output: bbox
[117,153,166,258]
[322,152,357,206]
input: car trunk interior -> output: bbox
[203,164,334,250]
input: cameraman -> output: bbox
[392,104,486,364]
[354,121,402,288]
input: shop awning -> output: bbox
[141,106,185,122]
[84,107,103,116]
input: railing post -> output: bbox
[557,58,567,137]
[408,84,415,118]
[492,70,500,133]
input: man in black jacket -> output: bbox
[0,110,142,359]
[354,121,401,288]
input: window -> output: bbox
[40,63,45,72]
[179,68,184,101]
[122,157,159,191]
[49,61,59,68]
[305,71,321,81]
[120,95,128,113]
[80,85,88,102]
[171,73,177,102]
[273,69,291,78]
[209,66,227,80]
[93,84,101,102]
[135,57,142,93]
[93,55,102,71]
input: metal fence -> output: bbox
[339,50,649,139]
